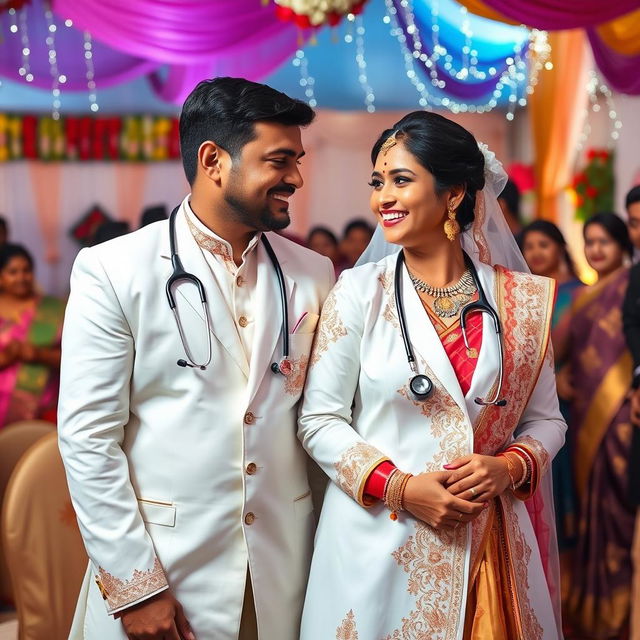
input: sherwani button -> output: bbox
[236,275,245,287]
[244,512,255,525]
[244,412,255,425]
[246,462,257,475]
[238,316,248,328]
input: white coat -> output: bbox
[298,254,566,640]
[58,200,334,640]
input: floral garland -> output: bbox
[0,113,180,162]
[273,0,368,28]
[571,148,614,221]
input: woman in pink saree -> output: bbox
[0,244,64,428]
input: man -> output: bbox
[58,77,334,640]
[622,185,640,640]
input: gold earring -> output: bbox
[444,203,460,242]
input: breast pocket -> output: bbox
[283,332,315,397]
[137,498,176,527]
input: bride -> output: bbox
[298,111,565,639]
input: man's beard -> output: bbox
[224,188,290,232]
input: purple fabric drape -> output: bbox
[0,1,159,91]
[587,29,640,95]
[476,0,640,30]
[49,0,303,104]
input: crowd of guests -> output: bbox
[2,180,640,636]
[517,186,640,640]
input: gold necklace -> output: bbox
[409,269,476,318]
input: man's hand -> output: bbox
[444,454,512,502]
[403,471,486,530]
[120,590,195,640]
[630,387,640,426]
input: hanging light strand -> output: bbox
[83,31,99,112]
[576,70,622,152]
[43,1,61,119]
[292,49,317,108]
[354,15,376,113]
[17,5,33,83]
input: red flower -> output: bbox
[576,196,585,207]
[586,186,598,198]
[587,149,597,160]
[573,172,587,187]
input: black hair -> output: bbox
[343,218,374,238]
[583,212,633,257]
[521,219,577,278]
[626,185,640,210]
[308,226,338,246]
[371,111,484,231]
[179,77,315,185]
[140,205,168,227]
[498,180,521,221]
[0,216,7,235]
[0,243,33,271]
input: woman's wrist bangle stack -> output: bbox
[383,469,412,521]
[498,452,528,490]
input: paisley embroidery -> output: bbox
[97,558,167,612]
[336,609,359,639]
[310,280,348,366]
[283,354,309,396]
[185,212,237,274]
[378,269,400,329]
[334,442,388,506]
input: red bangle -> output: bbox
[364,461,397,501]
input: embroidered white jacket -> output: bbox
[298,254,566,640]
[58,198,334,640]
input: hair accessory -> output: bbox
[380,131,399,156]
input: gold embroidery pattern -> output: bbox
[336,609,359,640]
[579,344,603,374]
[283,354,309,396]
[334,442,388,505]
[514,435,550,475]
[98,558,167,612]
[392,354,469,639]
[474,268,554,457]
[310,280,348,366]
[501,498,544,640]
[185,214,236,274]
[378,269,400,329]
[384,524,467,640]
[598,306,623,338]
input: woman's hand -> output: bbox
[403,471,486,530]
[444,454,511,502]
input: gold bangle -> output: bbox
[384,470,412,520]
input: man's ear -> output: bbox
[197,141,227,184]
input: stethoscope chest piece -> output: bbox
[408,373,434,402]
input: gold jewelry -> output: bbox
[380,131,399,156]
[444,202,460,242]
[384,469,412,520]
[409,269,476,319]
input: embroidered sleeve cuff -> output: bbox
[334,442,390,508]
[96,558,169,615]
[502,445,539,501]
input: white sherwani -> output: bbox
[58,197,334,640]
[298,254,566,640]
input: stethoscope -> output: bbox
[165,206,291,374]
[395,250,507,407]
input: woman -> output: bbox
[522,221,582,554]
[0,244,64,427]
[299,111,565,639]
[565,213,636,639]
[307,225,347,277]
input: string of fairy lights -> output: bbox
[5,3,99,116]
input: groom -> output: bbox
[58,77,334,640]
